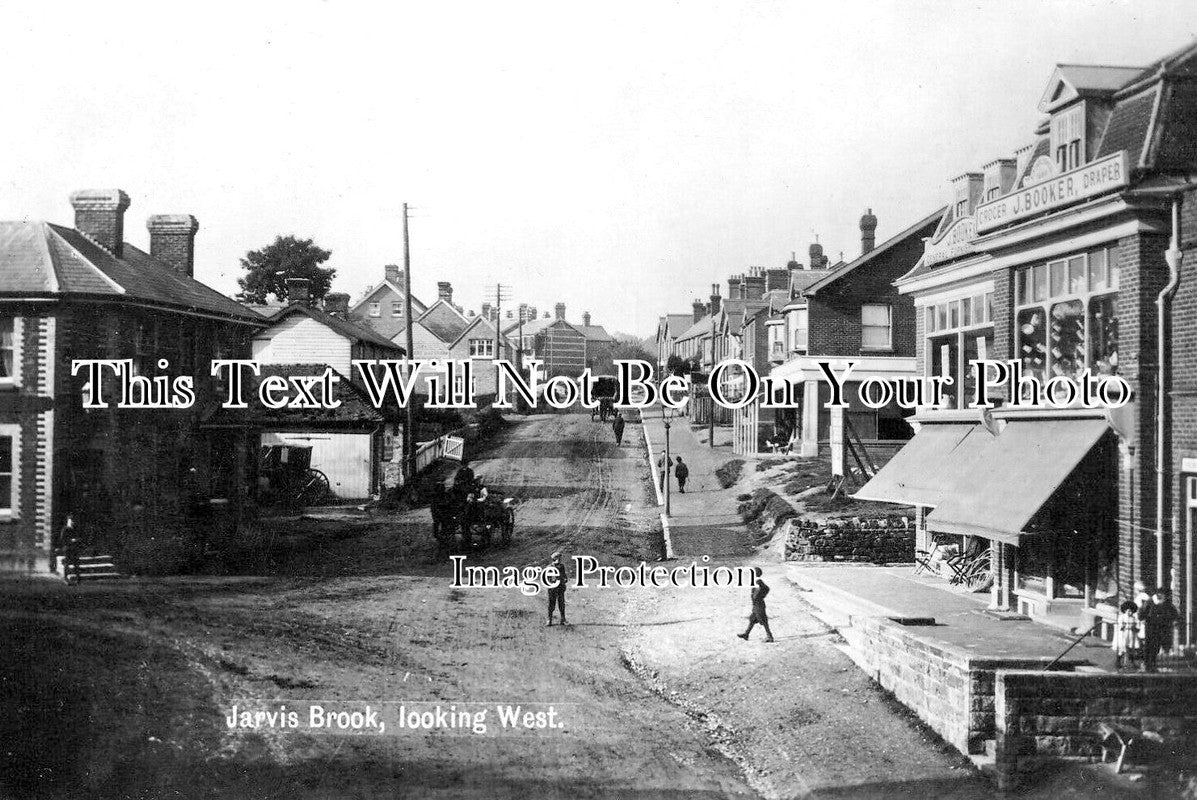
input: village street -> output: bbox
[0,413,1141,800]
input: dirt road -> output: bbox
[0,413,753,799]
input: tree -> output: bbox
[235,235,335,305]
[613,341,655,364]
[666,354,692,377]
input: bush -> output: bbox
[715,459,744,489]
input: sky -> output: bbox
[3,0,1196,339]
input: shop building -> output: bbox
[858,41,1197,645]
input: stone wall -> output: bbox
[994,671,1197,790]
[851,616,1087,756]
[783,516,914,563]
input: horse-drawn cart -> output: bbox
[258,444,332,507]
[432,487,515,551]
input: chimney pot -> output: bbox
[70,189,131,257]
[385,264,403,284]
[437,281,453,304]
[554,303,566,320]
[286,277,311,305]
[692,300,705,323]
[582,312,591,327]
[146,214,199,277]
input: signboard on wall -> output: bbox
[974,150,1128,233]
[922,216,978,267]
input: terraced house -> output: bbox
[0,189,265,572]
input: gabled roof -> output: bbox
[1039,64,1145,112]
[788,268,838,296]
[577,324,614,343]
[801,207,946,297]
[501,316,579,338]
[676,314,713,342]
[450,315,516,350]
[416,299,471,343]
[258,303,405,352]
[0,220,263,323]
[349,279,427,315]
[659,313,694,339]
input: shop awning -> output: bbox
[852,421,993,507]
[926,417,1110,546]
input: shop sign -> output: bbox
[922,216,978,267]
[974,150,1128,233]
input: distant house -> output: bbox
[448,316,517,400]
[347,264,429,339]
[655,313,695,374]
[575,312,616,373]
[503,304,589,379]
[249,278,408,497]
[0,189,265,572]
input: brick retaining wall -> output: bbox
[994,671,1197,790]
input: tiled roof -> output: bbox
[1095,86,1158,163]
[661,314,693,338]
[417,301,471,343]
[677,314,713,342]
[577,324,614,343]
[800,208,944,297]
[0,220,263,323]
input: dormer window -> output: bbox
[1051,105,1085,172]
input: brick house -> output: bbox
[503,305,588,380]
[347,264,428,339]
[858,40,1197,643]
[448,315,517,400]
[754,211,940,457]
[0,189,265,572]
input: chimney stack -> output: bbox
[765,268,789,292]
[728,276,743,300]
[323,292,350,316]
[582,312,591,327]
[385,264,402,283]
[70,189,130,258]
[437,281,453,304]
[286,277,311,305]
[146,214,199,277]
[787,251,802,271]
[709,284,722,316]
[809,241,827,270]
[692,300,705,323]
[743,274,766,300]
[481,302,493,320]
[860,208,878,255]
[554,303,566,320]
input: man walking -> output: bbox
[674,456,689,493]
[612,412,626,446]
[1142,587,1179,672]
[737,567,774,642]
[546,551,569,627]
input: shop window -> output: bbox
[962,330,993,405]
[1015,246,1119,386]
[861,304,892,350]
[922,290,996,408]
[929,334,959,408]
[0,317,20,387]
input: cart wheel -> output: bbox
[299,469,331,505]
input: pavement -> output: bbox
[639,406,754,558]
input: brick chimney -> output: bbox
[554,303,566,320]
[385,264,402,283]
[481,302,493,320]
[809,241,827,269]
[765,268,789,292]
[727,276,743,300]
[323,292,350,316]
[860,208,878,255]
[437,281,453,304]
[787,252,802,271]
[582,312,591,327]
[692,300,705,323]
[743,274,766,300]
[709,284,722,316]
[286,277,311,305]
[146,214,199,277]
[70,189,131,257]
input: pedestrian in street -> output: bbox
[674,456,689,493]
[546,551,569,627]
[737,567,774,642]
[59,514,80,584]
[612,412,626,446]
[454,459,476,494]
[1142,587,1179,672]
[1112,599,1139,670]
[657,452,671,492]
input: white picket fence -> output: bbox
[412,434,465,475]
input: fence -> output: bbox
[411,434,464,477]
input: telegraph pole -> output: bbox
[709,311,716,448]
[403,203,416,483]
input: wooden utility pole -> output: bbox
[403,202,416,483]
[709,312,716,447]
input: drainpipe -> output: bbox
[1156,197,1183,591]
